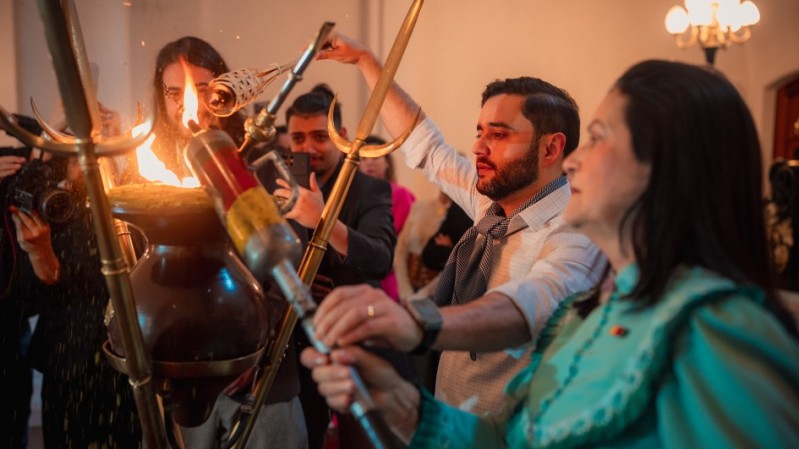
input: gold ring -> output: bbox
[367,305,375,318]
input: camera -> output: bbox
[7,158,74,223]
[2,113,74,224]
[0,114,74,223]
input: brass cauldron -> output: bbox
[103,184,269,427]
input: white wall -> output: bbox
[10,0,374,134]
[7,0,799,200]
[377,0,799,199]
[0,0,18,147]
[123,0,373,132]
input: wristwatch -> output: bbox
[404,297,443,355]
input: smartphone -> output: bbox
[255,149,310,192]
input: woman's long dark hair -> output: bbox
[616,60,795,333]
[151,36,245,175]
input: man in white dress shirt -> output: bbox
[310,32,607,416]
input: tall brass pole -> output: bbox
[35,1,168,447]
[278,1,423,445]
[298,0,424,281]
[229,2,425,448]
[99,158,139,268]
[70,0,138,269]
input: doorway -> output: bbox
[774,75,799,161]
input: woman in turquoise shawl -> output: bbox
[301,60,799,448]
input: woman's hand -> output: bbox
[300,345,421,443]
[9,205,60,284]
[0,155,25,180]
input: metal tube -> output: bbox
[99,157,138,268]
[271,261,401,449]
[36,1,168,447]
[221,22,335,449]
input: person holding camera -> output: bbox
[1,146,56,449]
[1,104,144,447]
[15,146,144,449]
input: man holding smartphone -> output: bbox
[276,83,413,449]
[277,83,397,301]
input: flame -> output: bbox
[179,56,200,129]
[132,123,199,188]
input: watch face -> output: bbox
[411,298,442,328]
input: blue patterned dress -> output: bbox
[409,265,799,448]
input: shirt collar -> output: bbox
[614,264,639,295]
[508,177,571,233]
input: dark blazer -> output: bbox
[316,158,396,288]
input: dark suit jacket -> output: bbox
[316,158,396,288]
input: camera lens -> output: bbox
[40,189,74,223]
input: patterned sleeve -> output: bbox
[656,296,799,448]
[408,388,508,449]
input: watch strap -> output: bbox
[406,297,442,355]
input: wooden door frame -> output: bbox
[774,75,799,161]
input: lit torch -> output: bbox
[180,56,203,135]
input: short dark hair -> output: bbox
[481,77,580,156]
[615,60,794,333]
[285,84,342,130]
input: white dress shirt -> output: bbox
[400,117,607,415]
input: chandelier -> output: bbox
[665,0,760,65]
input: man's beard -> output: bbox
[310,155,331,177]
[476,138,540,201]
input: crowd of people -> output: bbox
[302,33,799,448]
[2,20,798,449]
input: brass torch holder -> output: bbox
[221,22,334,449]
[0,1,168,447]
